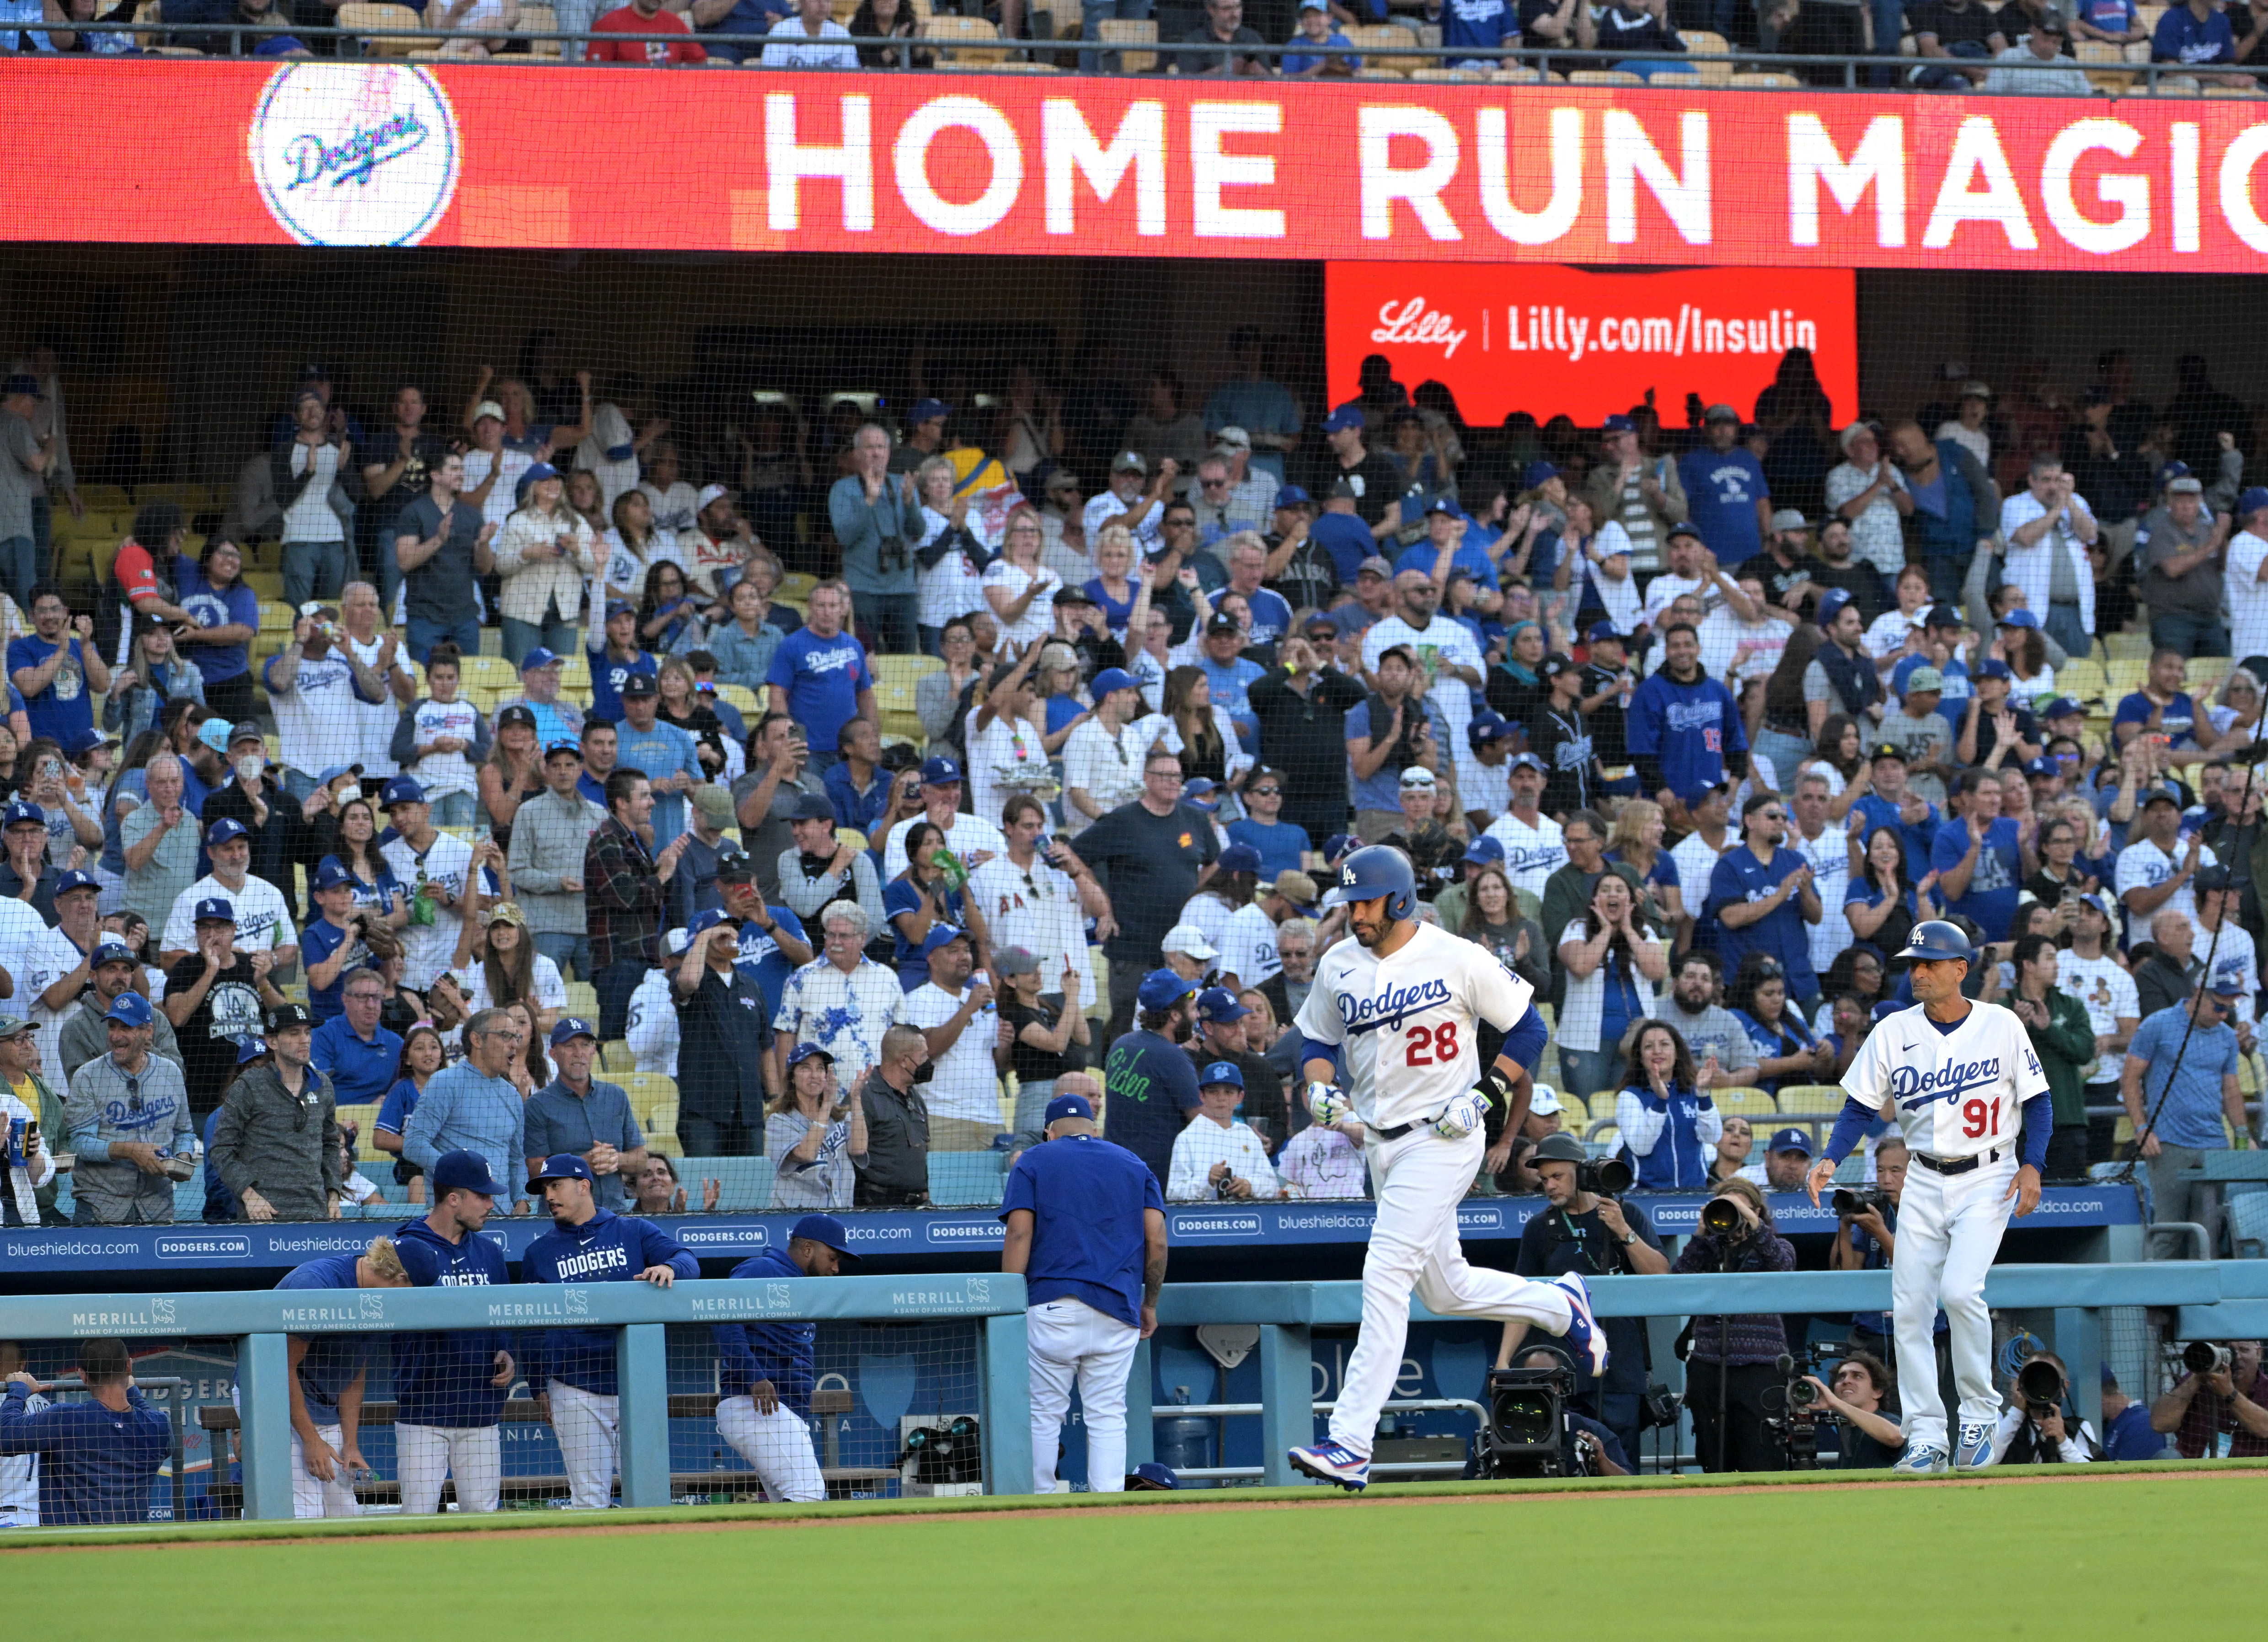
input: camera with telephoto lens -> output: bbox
[1764,1342,1854,1471]
[896,1415,982,1487]
[1476,1357,1578,1478]
[1578,1155,1634,1197]
[1832,1185,1892,1218]
[1700,1196,1746,1237]
[2184,1341,2235,1377]
[2017,1358,2067,1421]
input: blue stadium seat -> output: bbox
[681,1158,771,1213]
[926,1151,1006,1208]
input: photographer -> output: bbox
[1990,1350,2099,1464]
[2150,1339,2268,1458]
[1804,1351,1905,1469]
[1498,1132,1668,1462]
[1513,1347,1630,1477]
[1671,1176,1796,1471]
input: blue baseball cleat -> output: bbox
[1289,1441,1371,1492]
[1952,1420,1996,1471]
[1894,1443,1950,1477]
[1553,1272,1609,1379]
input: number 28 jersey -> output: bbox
[1840,1000,2047,1161]
[1294,922,1535,1132]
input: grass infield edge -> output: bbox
[6,1455,2268,1551]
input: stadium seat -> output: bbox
[1550,1091,1589,1128]
[340,1,432,53]
[1566,68,1642,83]
[2057,658,2107,703]
[624,1072,680,1133]
[715,682,760,717]
[2104,633,2151,661]
[1682,27,1733,77]
[460,654,521,694]
[1712,1086,1777,1120]
[334,1102,384,1161]
[1348,23,1418,70]
[599,1040,635,1074]
[2187,658,2229,694]
[2106,658,2148,697]
[564,980,599,1023]
[1774,1084,1845,1114]
[923,14,1011,60]
[927,1151,1006,1207]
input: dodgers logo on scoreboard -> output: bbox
[249,63,460,248]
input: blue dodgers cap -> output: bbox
[312,859,353,892]
[1321,403,1365,434]
[549,1016,598,1047]
[2210,962,2248,999]
[1976,659,2014,681]
[314,763,363,786]
[1523,459,1561,491]
[785,1042,834,1069]
[204,816,247,847]
[1196,986,1249,1023]
[235,1037,269,1065]
[2158,459,2192,486]
[1216,844,1263,876]
[0,801,41,829]
[1466,711,1514,750]
[1182,778,1220,811]
[1043,1092,1095,1124]
[1198,1059,1246,1090]
[527,1152,595,1190]
[917,921,972,959]
[104,990,153,1028]
[89,940,134,969]
[908,397,950,425]
[1996,607,2041,630]
[1125,1461,1181,1490]
[1815,588,1853,625]
[920,754,963,786]
[1601,413,1636,434]
[54,868,98,899]
[1461,834,1505,866]
[789,1212,855,1257]
[1925,604,1963,629]
[193,896,235,924]
[521,461,561,487]
[2024,756,2060,778]
[0,373,44,400]
[1090,667,1140,700]
[432,1149,503,1198]
[1766,1127,1813,1156]
[1507,751,1548,774]
[1137,968,1199,1011]
[2241,485,2268,517]
[1679,776,1732,808]
[519,647,561,672]
[688,907,736,937]
[1321,833,1360,866]
[1585,620,1624,645]
[380,776,426,808]
[544,738,583,760]
[1274,484,1311,508]
[2042,696,2082,720]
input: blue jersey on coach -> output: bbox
[273,1252,374,1422]
[713,1246,818,1418]
[390,1216,514,1428]
[0,1380,172,1527]
[520,1209,699,1396]
[1000,1134,1163,1329]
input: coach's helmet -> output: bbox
[1320,845,1418,922]
[1895,920,1973,965]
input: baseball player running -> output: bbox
[1289,845,1602,1491]
[1808,920,2049,1475]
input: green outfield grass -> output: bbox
[6,1468,2263,1638]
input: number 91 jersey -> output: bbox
[1840,1000,2048,1160]
[1293,923,1535,1132]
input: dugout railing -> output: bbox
[4,1262,2266,1521]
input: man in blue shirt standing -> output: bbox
[1627,624,1748,810]
[1001,1091,1167,1493]
[401,1008,527,1212]
[522,1153,698,1509]
[0,1337,170,1526]
[271,1236,412,1519]
[1930,770,2025,941]
[1677,405,1772,564]
[1708,792,1823,1008]
[766,581,874,778]
[714,1212,856,1502]
[1102,970,1205,1186]
[391,1150,516,1515]
[2122,966,2247,1255]
[614,674,703,850]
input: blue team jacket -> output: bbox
[0,1381,171,1525]
[1627,669,1746,794]
[520,1210,698,1395]
[390,1216,514,1428]
[712,1246,818,1418]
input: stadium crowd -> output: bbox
[0,340,2260,1267]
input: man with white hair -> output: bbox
[1826,423,1912,585]
[773,900,907,1090]
[335,580,418,780]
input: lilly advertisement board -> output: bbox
[6,59,2268,269]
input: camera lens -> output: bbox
[2184,1341,2233,1376]
[1700,1196,1743,1235]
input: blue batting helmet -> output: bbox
[1319,845,1418,922]
[1895,920,1973,964]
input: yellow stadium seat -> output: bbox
[1548,1092,1590,1129]
[624,1072,680,1132]
[2106,659,2147,698]
[1712,1086,1778,1121]
[2187,658,2230,694]
[1729,71,1802,86]
[340,0,433,52]
[922,13,1010,60]
[1566,68,1643,83]
[333,1103,384,1161]
[460,654,521,694]
[716,683,760,717]
[1682,27,1733,78]
[1774,1084,1845,1114]
[599,1040,635,1075]
[2057,658,2107,704]
[2104,632,2151,661]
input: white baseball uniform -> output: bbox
[1294,921,1573,1457]
[1839,1000,2048,1449]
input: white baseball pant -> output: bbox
[716,1396,826,1503]
[546,1380,619,1510]
[396,1424,501,1515]
[292,1423,361,1520]
[1027,1297,1141,1493]
[1328,1127,1573,1456]
[1892,1152,2017,1448]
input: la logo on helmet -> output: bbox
[1342,866,1358,885]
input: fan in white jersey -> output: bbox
[1807,919,2050,1478]
[1284,844,1600,1492]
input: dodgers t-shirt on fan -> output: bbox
[9,632,94,750]
[1676,447,1771,562]
[1438,0,1515,64]
[176,556,258,685]
[273,1252,373,1422]
[738,906,810,1017]
[1000,1132,1165,1328]
[586,643,658,725]
[768,627,872,762]
[1930,817,2022,941]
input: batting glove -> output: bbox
[1434,1086,1488,1140]
[1305,1081,1351,1127]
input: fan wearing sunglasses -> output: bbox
[61,990,196,1225]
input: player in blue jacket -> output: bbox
[712,1213,856,1503]
[270,1237,413,1519]
[521,1153,698,1509]
[390,1150,517,1515]
[1626,623,1748,810]
[0,1337,171,1526]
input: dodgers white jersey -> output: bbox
[1294,922,1533,1131]
[1840,1000,2047,1161]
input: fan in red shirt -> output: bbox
[588,0,708,59]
